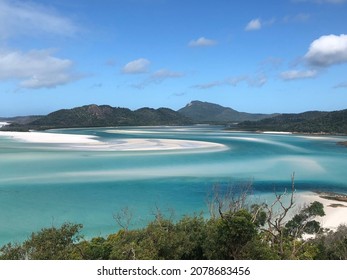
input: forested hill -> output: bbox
[3,104,192,130]
[236,109,347,134]
[178,100,278,123]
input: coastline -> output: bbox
[296,191,347,230]
[0,122,9,128]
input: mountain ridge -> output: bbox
[1,101,346,134]
[1,104,192,131]
[178,100,278,123]
[236,109,347,134]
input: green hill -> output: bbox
[5,104,192,130]
[178,101,277,123]
[236,109,347,134]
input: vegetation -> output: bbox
[178,100,277,124]
[0,104,192,131]
[236,109,347,134]
[2,101,346,133]
[2,177,346,260]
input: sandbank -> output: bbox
[296,191,347,230]
[0,131,100,144]
[0,131,227,152]
[262,131,293,135]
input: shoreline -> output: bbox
[0,122,9,128]
[296,191,347,230]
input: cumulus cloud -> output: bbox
[0,0,78,39]
[122,58,150,74]
[280,69,318,80]
[304,34,347,67]
[188,37,217,47]
[245,19,262,31]
[0,49,81,89]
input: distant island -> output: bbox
[0,105,192,131]
[1,100,346,135]
[234,109,347,135]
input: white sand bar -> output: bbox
[297,191,347,230]
[262,131,292,135]
[0,131,100,144]
[0,131,227,151]
[104,138,227,151]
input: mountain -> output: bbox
[3,104,192,131]
[236,109,347,134]
[178,101,277,123]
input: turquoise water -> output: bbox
[1,126,347,245]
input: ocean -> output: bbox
[0,126,347,246]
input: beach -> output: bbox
[0,122,9,128]
[297,191,347,230]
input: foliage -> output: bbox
[236,109,347,134]
[204,210,258,260]
[314,225,347,260]
[24,105,192,130]
[1,183,346,260]
[178,100,276,123]
[0,223,83,260]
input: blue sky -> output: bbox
[0,0,347,116]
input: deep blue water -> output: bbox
[0,126,346,245]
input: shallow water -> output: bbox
[0,126,347,245]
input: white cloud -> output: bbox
[0,49,81,89]
[304,34,347,67]
[133,69,184,89]
[248,74,267,87]
[0,0,78,39]
[192,81,223,90]
[188,37,217,47]
[283,13,311,23]
[226,76,248,86]
[122,58,150,74]
[245,19,262,31]
[193,74,267,89]
[151,69,184,81]
[280,69,318,80]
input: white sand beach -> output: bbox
[0,131,227,151]
[0,122,9,128]
[297,191,347,230]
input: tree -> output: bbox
[204,209,258,259]
[260,173,325,259]
[0,223,82,260]
[314,225,347,260]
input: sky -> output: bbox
[0,0,347,116]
